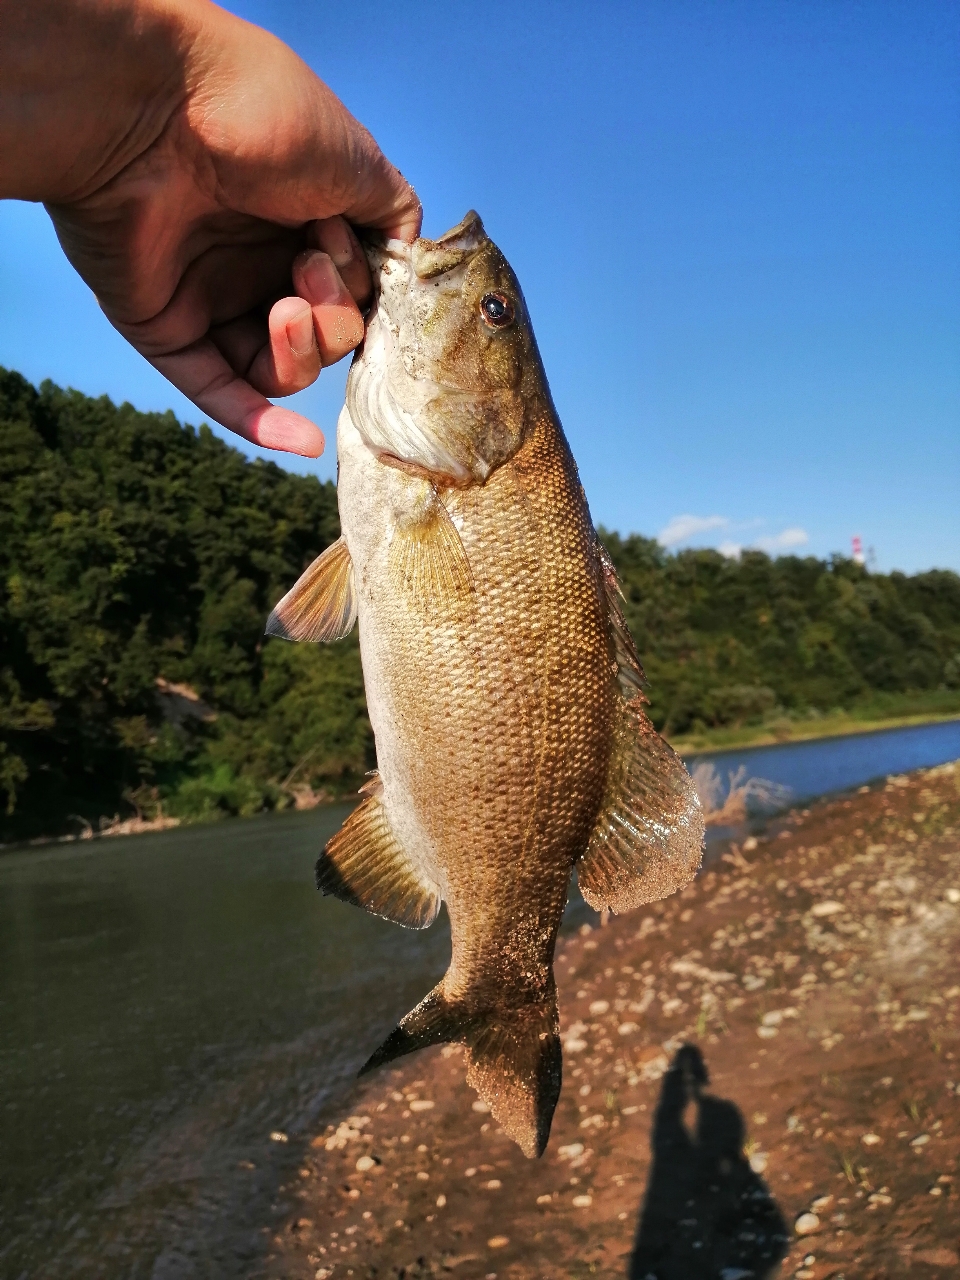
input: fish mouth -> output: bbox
[345,213,496,486]
[365,210,487,287]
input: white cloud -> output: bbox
[753,527,809,554]
[657,514,729,548]
[717,540,742,559]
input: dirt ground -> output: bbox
[264,760,960,1280]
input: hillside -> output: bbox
[2,368,959,843]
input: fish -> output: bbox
[266,211,704,1157]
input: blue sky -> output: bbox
[1,0,957,572]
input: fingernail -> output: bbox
[321,219,355,269]
[300,252,342,305]
[286,305,316,357]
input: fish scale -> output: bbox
[266,211,704,1156]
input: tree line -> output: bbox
[2,367,958,842]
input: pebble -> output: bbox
[487,1235,509,1248]
[861,1133,882,1146]
[485,1179,502,1189]
[436,1194,446,1207]
[355,1156,375,1172]
[795,1212,820,1235]
[572,1194,593,1208]
[558,1143,584,1160]
[911,1133,930,1147]
[757,1026,778,1039]
[471,1100,490,1113]
[589,999,610,1015]
[270,1131,289,1143]
[749,1151,768,1173]
[408,1099,434,1112]
[810,901,844,917]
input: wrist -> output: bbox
[0,0,216,203]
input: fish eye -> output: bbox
[479,292,515,329]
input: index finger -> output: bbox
[151,336,325,457]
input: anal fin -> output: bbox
[318,789,440,929]
[266,535,357,642]
[578,700,704,914]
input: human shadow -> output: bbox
[628,1044,789,1280]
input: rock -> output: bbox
[572,1195,593,1208]
[795,1212,820,1235]
[915,1248,959,1266]
[471,1100,490,1113]
[355,1155,376,1172]
[749,1151,768,1173]
[557,1143,585,1161]
[436,1194,446,1208]
[861,1133,882,1146]
[536,1193,552,1205]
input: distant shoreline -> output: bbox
[670,708,960,757]
[4,711,959,853]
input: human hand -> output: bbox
[1,0,420,457]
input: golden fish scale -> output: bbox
[376,401,618,1008]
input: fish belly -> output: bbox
[337,407,617,1003]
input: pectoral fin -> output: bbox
[317,788,441,929]
[388,484,473,609]
[266,536,357,642]
[577,701,704,914]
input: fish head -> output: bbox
[346,211,546,486]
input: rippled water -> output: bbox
[1,719,958,1274]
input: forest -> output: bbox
[2,366,959,843]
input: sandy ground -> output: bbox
[263,761,960,1280]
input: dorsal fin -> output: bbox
[266,536,357,642]
[577,700,704,914]
[596,540,645,699]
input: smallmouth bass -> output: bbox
[267,212,703,1157]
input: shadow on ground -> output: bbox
[629,1044,789,1280]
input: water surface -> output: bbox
[2,719,958,1274]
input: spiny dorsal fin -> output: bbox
[596,539,646,699]
[266,536,357,642]
[318,793,440,930]
[577,700,704,914]
[388,483,473,609]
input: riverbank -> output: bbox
[265,759,960,1280]
[669,705,960,756]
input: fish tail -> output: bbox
[359,981,562,1158]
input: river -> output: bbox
[1,718,958,1275]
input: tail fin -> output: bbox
[359,982,562,1158]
